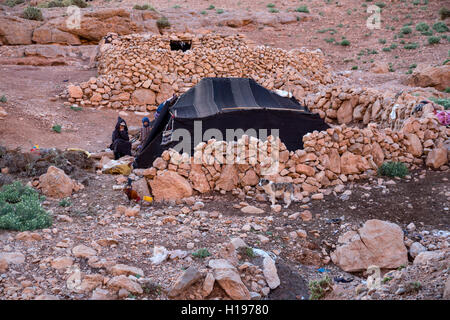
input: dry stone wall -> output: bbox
[66,32,333,111]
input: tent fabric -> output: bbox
[134,77,329,169]
[171,77,309,119]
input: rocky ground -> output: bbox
[0,163,448,300]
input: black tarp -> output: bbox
[134,78,329,168]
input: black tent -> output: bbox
[134,77,329,168]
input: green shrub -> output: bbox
[340,39,350,46]
[0,182,52,231]
[378,162,409,178]
[295,6,309,13]
[429,97,450,110]
[421,30,434,36]
[52,124,62,133]
[433,22,449,33]
[23,6,43,21]
[324,37,335,43]
[444,87,450,93]
[378,39,386,44]
[71,0,88,8]
[400,26,412,34]
[0,95,6,103]
[439,7,450,20]
[192,248,211,259]
[207,5,215,10]
[415,22,429,33]
[428,36,441,45]
[309,275,332,300]
[267,3,275,8]
[382,47,391,52]
[375,2,386,8]
[216,8,224,14]
[6,0,25,7]
[404,42,419,49]
[390,43,398,50]
[351,66,358,70]
[70,105,82,111]
[269,8,279,13]
[58,198,71,207]
[200,10,206,15]
[156,16,170,29]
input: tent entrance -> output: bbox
[170,40,192,52]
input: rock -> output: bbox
[0,16,38,45]
[131,88,156,105]
[0,252,25,264]
[230,238,247,251]
[0,258,8,272]
[301,210,313,221]
[168,266,203,298]
[149,246,169,265]
[68,85,83,99]
[413,250,445,265]
[270,205,281,213]
[149,171,193,201]
[406,64,450,91]
[409,242,426,258]
[263,257,280,289]
[66,269,82,292]
[340,152,363,175]
[110,264,144,278]
[241,205,264,214]
[241,169,259,186]
[311,193,324,200]
[125,205,140,217]
[426,147,448,169]
[39,166,76,199]
[80,274,104,292]
[370,62,389,74]
[202,272,215,297]
[215,165,239,191]
[34,294,60,300]
[295,164,315,177]
[131,178,151,199]
[107,275,143,294]
[328,149,341,174]
[91,288,116,300]
[188,164,211,193]
[444,275,450,300]
[51,256,74,270]
[15,231,42,241]
[72,245,97,258]
[406,134,423,157]
[32,26,81,45]
[209,259,251,300]
[331,219,408,272]
[337,100,353,124]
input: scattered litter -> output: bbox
[334,277,353,283]
[150,246,169,265]
[317,268,331,273]
[253,248,277,261]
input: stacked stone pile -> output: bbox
[66,32,332,111]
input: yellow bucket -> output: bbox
[143,196,153,203]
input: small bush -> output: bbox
[404,42,419,50]
[340,39,350,46]
[207,5,215,10]
[52,124,62,133]
[324,38,335,43]
[390,43,398,50]
[216,8,224,14]
[269,8,279,13]
[70,105,82,111]
[439,7,450,20]
[309,275,332,300]
[378,39,386,44]
[192,248,211,259]
[428,36,441,45]
[382,47,391,52]
[295,6,309,13]
[433,22,449,33]
[415,22,429,33]
[400,26,412,34]
[429,97,450,110]
[351,66,358,70]
[23,6,43,21]
[267,3,275,8]
[58,198,71,207]
[0,182,52,231]
[0,95,6,103]
[378,162,409,178]
[156,16,170,29]
[6,0,24,7]
[375,2,386,8]
[71,0,88,8]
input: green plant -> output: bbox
[375,2,386,8]
[0,182,52,231]
[71,0,87,8]
[192,248,211,259]
[267,3,275,8]
[46,0,67,7]
[415,22,429,33]
[397,264,406,271]
[309,275,332,300]
[295,6,309,13]
[428,36,441,45]
[207,4,215,10]
[444,87,450,93]
[269,8,279,13]
[6,0,25,7]
[58,198,71,207]
[406,281,421,292]
[409,63,417,69]
[200,10,206,15]
[382,47,391,52]
[400,26,412,34]
[382,276,393,284]
[216,8,224,14]
[378,161,409,178]
[156,16,170,29]
[433,22,449,33]
[23,6,43,21]
[70,105,82,111]
[439,7,450,20]
[404,42,419,49]
[378,38,386,44]
[429,97,450,110]
[324,37,335,43]
[351,66,358,70]
[340,39,350,46]
[52,124,62,133]
[0,95,6,103]
[133,4,155,10]
[388,62,394,72]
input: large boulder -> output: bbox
[149,170,193,201]
[215,165,239,191]
[406,133,423,157]
[168,266,203,298]
[131,88,156,106]
[208,259,250,300]
[39,166,77,199]
[0,16,40,45]
[188,164,211,193]
[370,62,389,74]
[406,64,450,91]
[32,26,81,45]
[331,219,408,272]
[337,100,353,124]
[426,147,448,169]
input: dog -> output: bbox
[258,179,295,208]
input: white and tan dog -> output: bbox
[258,179,295,208]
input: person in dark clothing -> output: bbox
[137,117,152,153]
[110,117,132,160]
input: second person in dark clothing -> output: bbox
[110,117,132,160]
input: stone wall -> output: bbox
[133,110,449,202]
[66,32,333,111]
